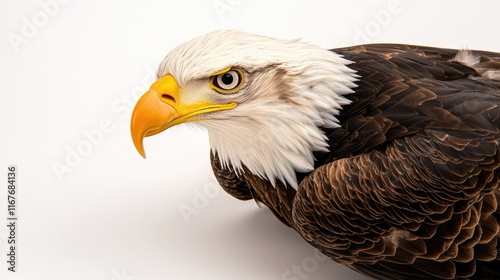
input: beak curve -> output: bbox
[130,88,179,158]
[130,74,237,158]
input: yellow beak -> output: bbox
[130,74,237,158]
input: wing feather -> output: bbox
[212,43,500,279]
[293,129,500,279]
[292,44,500,279]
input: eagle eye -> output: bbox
[211,69,244,93]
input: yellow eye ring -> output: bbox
[210,68,244,94]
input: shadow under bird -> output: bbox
[130,30,500,280]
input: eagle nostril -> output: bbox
[161,94,176,103]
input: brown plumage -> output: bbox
[130,31,500,280]
[210,44,500,279]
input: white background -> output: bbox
[1,1,499,279]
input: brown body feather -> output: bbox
[211,44,500,279]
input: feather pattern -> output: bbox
[145,30,500,280]
[210,43,500,279]
[160,30,359,188]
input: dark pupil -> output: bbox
[221,73,234,85]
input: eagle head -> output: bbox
[130,30,357,188]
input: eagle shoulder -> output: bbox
[293,128,500,279]
[211,151,298,227]
[292,44,500,279]
[210,151,254,201]
[212,43,500,279]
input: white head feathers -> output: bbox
[158,30,358,189]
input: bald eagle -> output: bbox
[130,30,500,279]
